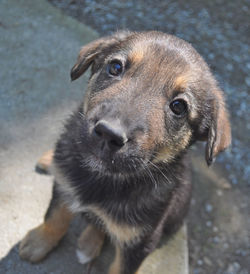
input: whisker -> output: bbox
[78,111,85,119]
[147,160,173,186]
[149,154,182,182]
[139,159,159,189]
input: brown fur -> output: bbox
[77,224,105,261]
[36,149,54,173]
[88,206,143,245]
[129,47,145,63]
[108,245,122,274]
[174,74,190,91]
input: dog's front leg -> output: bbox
[76,224,105,265]
[19,184,73,262]
[109,240,153,274]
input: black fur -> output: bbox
[54,107,192,230]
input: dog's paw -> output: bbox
[19,225,58,263]
[35,150,53,175]
[76,224,105,265]
[76,248,92,264]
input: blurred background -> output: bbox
[0,0,249,273]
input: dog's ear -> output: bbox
[71,31,132,81]
[205,89,231,166]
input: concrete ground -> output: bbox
[0,0,188,273]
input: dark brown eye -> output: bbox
[107,60,123,76]
[170,99,187,116]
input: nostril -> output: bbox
[94,126,102,137]
[109,139,124,148]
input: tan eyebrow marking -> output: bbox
[129,45,145,63]
[174,74,190,91]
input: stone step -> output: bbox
[138,225,188,274]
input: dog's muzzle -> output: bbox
[93,119,128,152]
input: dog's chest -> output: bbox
[52,163,144,244]
[85,205,143,245]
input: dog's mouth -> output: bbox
[81,148,148,178]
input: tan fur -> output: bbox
[153,129,192,163]
[129,48,144,63]
[211,89,231,156]
[89,205,143,245]
[108,245,122,274]
[45,204,73,237]
[139,100,165,151]
[174,74,189,91]
[77,224,105,260]
[153,146,176,164]
[36,149,54,173]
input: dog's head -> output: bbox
[70,31,231,176]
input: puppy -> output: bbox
[19,31,231,274]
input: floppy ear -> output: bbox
[205,90,231,165]
[70,31,132,81]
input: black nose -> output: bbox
[94,120,128,150]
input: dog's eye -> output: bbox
[169,99,187,116]
[107,60,123,76]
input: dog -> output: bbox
[19,31,231,274]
